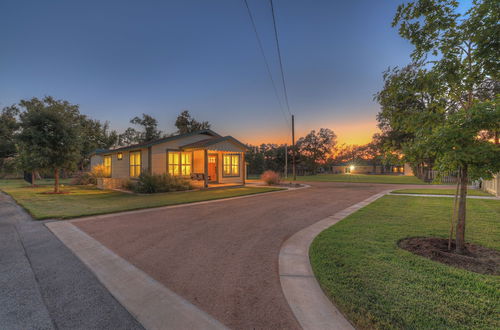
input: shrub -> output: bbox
[128,173,192,193]
[91,164,108,178]
[261,170,281,185]
[71,171,96,185]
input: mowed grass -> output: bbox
[310,195,500,329]
[0,179,281,220]
[392,188,493,197]
[293,174,426,184]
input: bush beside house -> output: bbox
[126,173,192,193]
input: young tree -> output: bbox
[297,128,337,173]
[387,0,500,252]
[175,110,211,134]
[17,97,82,193]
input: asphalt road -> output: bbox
[73,182,437,329]
[0,192,143,330]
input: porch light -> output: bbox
[117,152,123,160]
[350,165,355,172]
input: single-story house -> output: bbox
[90,129,248,189]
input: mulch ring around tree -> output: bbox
[40,191,71,195]
[398,237,500,275]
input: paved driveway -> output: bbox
[72,182,438,329]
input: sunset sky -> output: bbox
[0,0,472,146]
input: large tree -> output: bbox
[0,105,19,159]
[17,97,82,193]
[376,64,447,180]
[0,105,20,177]
[119,113,163,145]
[297,128,336,173]
[78,117,118,170]
[384,0,500,253]
[175,110,211,134]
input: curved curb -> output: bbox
[279,190,391,330]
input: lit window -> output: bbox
[168,151,192,176]
[181,152,192,176]
[103,155,112,177]
[129,151,141,177]
[117,152,123,160]
[223,154,240,177]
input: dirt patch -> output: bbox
[398,237,499,275]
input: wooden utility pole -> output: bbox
[292,115,296,181]
[284,144,288,178]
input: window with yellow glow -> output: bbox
[168,151,192,176]
[129,151,141,177]
[223,154,240,177]
[181,152,192,175]
[103,155,112,177]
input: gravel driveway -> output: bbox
[72,182,436,329]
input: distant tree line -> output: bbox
[245,128,400,176]
[0,96,209,192]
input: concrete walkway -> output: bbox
[389,192,500,200]
[0,192,143,330]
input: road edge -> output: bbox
[46,221,228,330]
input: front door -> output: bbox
[208,154,218,182]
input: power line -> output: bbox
[269,0,296,180]
[269,0,292,117]
[243,0,290,127]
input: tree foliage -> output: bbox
[380,0,500,252]
[78,117,118,169]
[297,128,337,173]
[17,97,82,192]
[175,110,210,134]
[0,105,20,160]
[119,113,163,145]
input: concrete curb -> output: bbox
[46,222,228,330]
[279,190,392,330]
[388,192,500,200]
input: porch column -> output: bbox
[204,149,208,188]
[242,152,246,185]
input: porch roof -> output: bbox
[180,136,249,151]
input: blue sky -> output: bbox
[0,0,472,145]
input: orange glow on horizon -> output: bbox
[240,120,379,147]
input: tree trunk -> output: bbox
[54,168,60,193]
[31,171,36,188]
[455,166,468,254]
[495,130,499,145]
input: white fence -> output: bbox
[482,174,500,197]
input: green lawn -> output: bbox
[293,174,427,184]
[310,195,500,329]
[392,188,493,197]
[0,179,281,220]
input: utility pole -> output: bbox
[292,115,296,181]
[284,144,288,178]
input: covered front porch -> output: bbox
[179,136,248,188]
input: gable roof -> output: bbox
[92,129,221,155]
[180,136,249,151]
